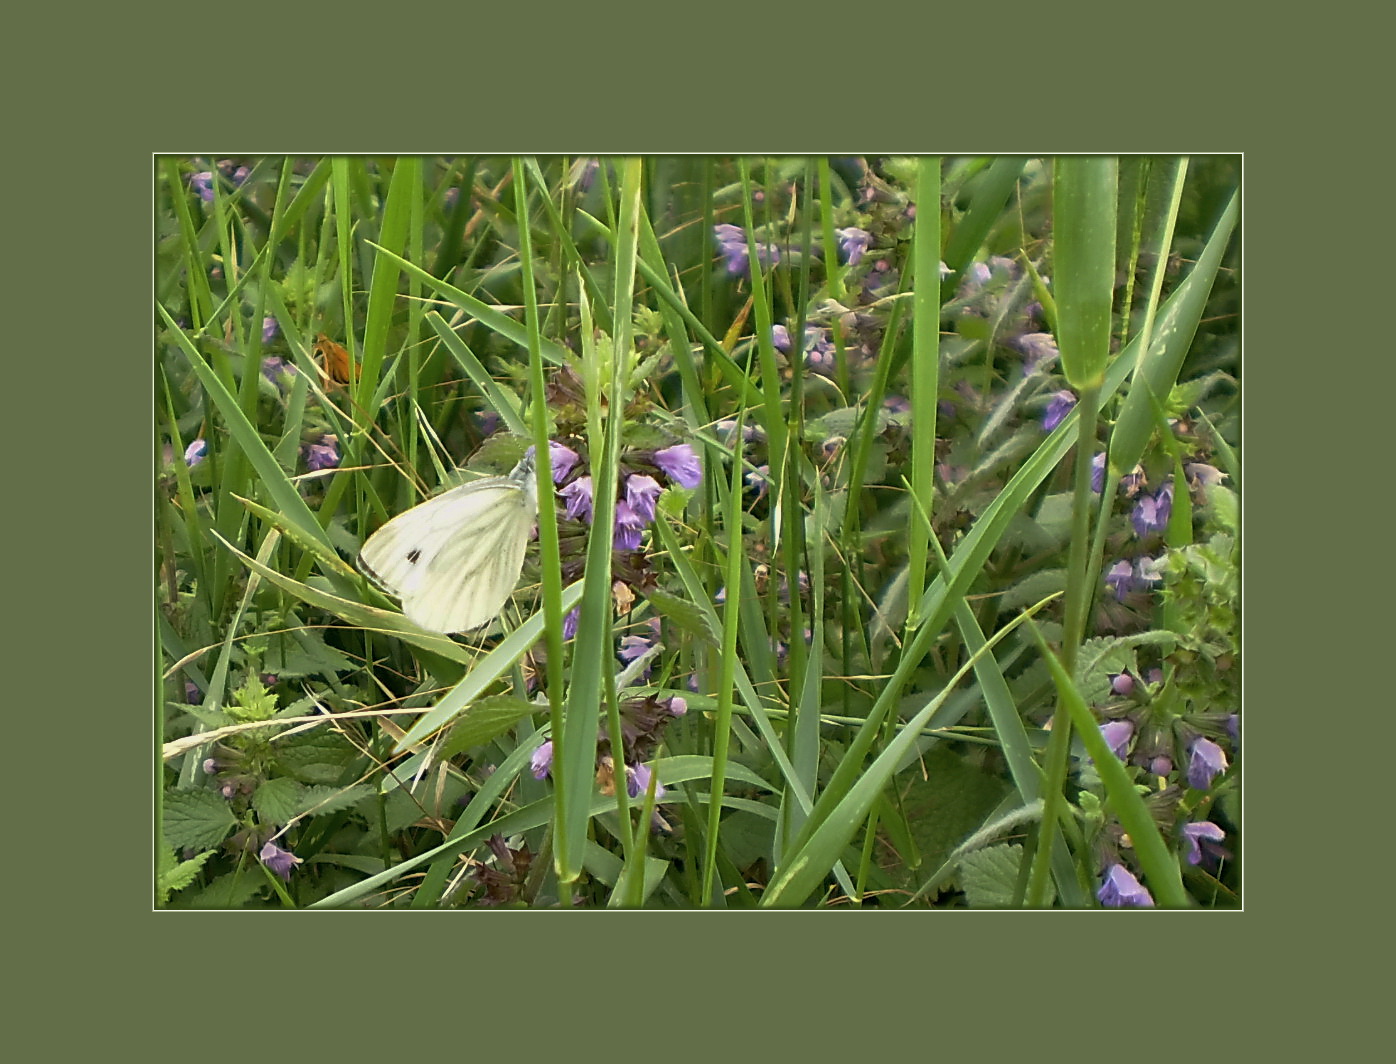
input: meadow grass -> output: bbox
[156,155,1239,908]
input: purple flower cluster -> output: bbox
[713,224,780,278]
[1131,482,1174,537]
[555,442,701,553]
[1104,556,1163,601]
[834,226,871,266]
[302,434,341,473]
[529,738,667,800]
[771,324,837,376]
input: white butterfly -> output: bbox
[358,452,539,634]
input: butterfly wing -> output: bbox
[359,464,537,633]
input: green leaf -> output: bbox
[272,730,360,785]
[252,778,306,824]
[163,788,238,851]
[439,696,541,757]
[181,872,265,909]
[1109,190,1238,474]
[961,844,1051,909]
[645,588,721,647]
[1052,157,1118,389]
[296,783,375,818]
[157,846,215,902]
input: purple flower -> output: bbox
[1187,736,1229,790]
[618,634,654,664]
[546,441,581,483]
[745,464,771,498]
[835,226,871,266]
[261,316,279,342]
[1043,390,1076,432]
[217,159,250,185]
[1110,673,1135,696]
[1149,755,1173,777]
[185,681,203,704]
[475,410,501,437]
[1099,720,1134,759]
[1104,560,1139,601]
[960,261,993,295]
[1104,557,1161,600]
[613,499,647,550]
[302,434,340,472]
[1120,465,1148,497]
[883,394,911,415]
[614,499,647,532]
[261,356,294,390]
[1098,863,1154,908]
[715,419,762,445]
[1186,462,1227,491]
[667,696,688,717]
[189,171,215,203]
[1015,333,1061,368]
[626,762,666,800]
[531,741,554,780]
[625,474,663,524]
[560,476,595,521]
[1131,483,1174,537]
[713,224,757,276]
[184,439,208,467]
[804,331,836,376]
[202,757,219,775]
[771,324,792,352]
[1091,452,1107,493]
[652,444,702,489]
[259,840,303,882]
[1181,821,1226,866]
[562,608,580,640]
[1227,714,1239,743]
[713,223,779,277]
[574,157,600,192]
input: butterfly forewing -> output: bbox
[357,455,539,633]
[399,493,534,632]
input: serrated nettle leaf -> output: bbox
[960,843,1052,909]
[159,850,215,900]
[183,873,264,910]
[257,638,356,679]
[439,695,540,757]
[162,788,238,852]
[294,783,375,819]
[1002,568,1068,610]
[646,588,721,647]
[178,704,236,730]
[272,730,360,785]
[1204,486,1238,535]
[252,777,307,824]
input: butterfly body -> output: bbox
[358,453,538,633]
